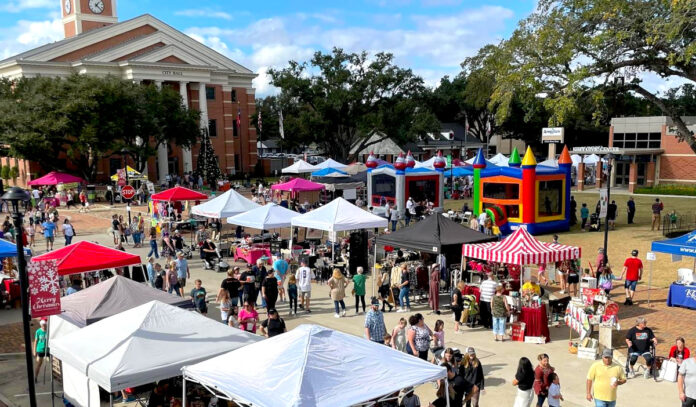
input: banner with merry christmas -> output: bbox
[28,259,61,318]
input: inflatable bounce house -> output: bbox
[472,145,572,235]
[365,151,445,218]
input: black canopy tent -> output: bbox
[372,213,495,295]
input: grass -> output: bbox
[635,184,696,196]
[444,190,696,288]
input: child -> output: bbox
[287,273,298,316]
[391,318,408,352]
[431,320,445,363]
[33,319,47,383]
[27,220,35,248]
[219,290,232,324]
[580,203,589,231]
[190,279,207,316]
[383,333,392,347]
[599,265,620,297]
[153,263,164,290]
[547,372,563,407]
[537,263,549,286]
[227,305,239,328]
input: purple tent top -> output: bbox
[271,178,326,192]
[27,171,85,186]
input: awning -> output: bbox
[271,178,325,192]
[291,197,387,232]
[110,166,148,181]
[226,203,299,229]
[31,241,142,275]
[191,189,259,218]
[651,230,696,257]
[281,160,317,174]
[151,186,208,201]
[28,171,84,186]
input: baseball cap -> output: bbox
[602,348,613,358]
[466,347,476,355]
[370,296,380,306]
[39,320,46,326]
[631,249,639,256]
[267,309,277,315]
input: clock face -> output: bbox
[88,0,105,14]
[64,0,71,14]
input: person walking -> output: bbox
[217,269,241,307]
[61,219,74,246]
[352,266,367,314]
[621,249,643,306]
[580,203,589,231]
[261,268,279,311]
[296,259,314,313]
[651,198,663,231]
[175,252,190,298]
[533,353,555,407]
[33,319,48,383]
[587,348,626,407]
[364,297,387,343]
[397,264,411,313]
[378,268,393,312]
[272,253,289,303]
[479,273,497,329]
[460,347,485,407]
[406,313,432,360]
[40,218,56,251]
[147,227,159,259]
[146,256,156,288]
[627,197,636,224]
[287,273,298,315]
[328,269,348,318]
[260,309,286,338]
[678,348,696,407]
[190,279,207,316]
[513,357,535,407]
[491,284,509,341]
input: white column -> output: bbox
[155,80,169,184]
[198,82,209,129]
[610,157,617,188]
[179,82,193,173]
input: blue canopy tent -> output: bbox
[650,230,696,309]
[311,168,348,177]
[444,167,474,177]
[0,238,30,258]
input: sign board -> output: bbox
[646,251,656,261]
[28,260,60,318]
[116,169,126,186]
[598,188,608,218]
[146,181,155,195]
[343,188,357,200]
[121,185,136,200]
[542,127,565,144]
[571,146,620,154]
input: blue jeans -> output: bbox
[391,220,397,231]
[147,240,159,258]
[333,300,346,314]
[594,400,616,407]
[133,232,141,245]
[230,296,239,307]
[536,394,547,406]
[399,287,410,308]
[168,284,180,296]
[64,235,73,245]
[492,316,506,336]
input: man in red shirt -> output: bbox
[621,249,643,306]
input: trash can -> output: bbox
[87,185,96,204]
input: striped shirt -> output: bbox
[480,279,498,302]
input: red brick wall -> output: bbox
[659,156,696,182]
[157,56,187,64]
[81,20,114,33]
[661,131,696,154]
[114,42,165,61]
[79,0,114,17]
[52,25,158,61]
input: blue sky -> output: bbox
[0,0,538,94]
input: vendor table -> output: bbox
[519,304,550,343]
[667,283,696,310]
[234,247,272,265]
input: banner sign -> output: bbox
[116,169,126,186]
[599,189,608,218]
[28,259,61,318]
[541,127,565,144]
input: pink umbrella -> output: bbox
[271,178,325,192]
[27,171,85,186]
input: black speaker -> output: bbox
[349,230,368,275]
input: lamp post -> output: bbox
[602,153,614,265]
[1,187,36,407]
[121,149,132,225]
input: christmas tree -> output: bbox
[194,129,223,187]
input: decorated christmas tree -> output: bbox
[194,129,223,187]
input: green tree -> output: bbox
[0,166,9,181]
[465,0,696,152]
[269,48,440,161]
[9,166,19,182]
[194,130,222,187]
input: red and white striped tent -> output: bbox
[462,227,581,265]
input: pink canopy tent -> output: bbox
[27,171,85,186]
[271,178,325,193]
[461,227,581,265]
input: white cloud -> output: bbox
[0,18,63,59]
[174,9,233,21]
[0,0,55,13]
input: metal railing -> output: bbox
[662,212,696,237]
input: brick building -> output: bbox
[0,0,257,186]
[572,116,696,192]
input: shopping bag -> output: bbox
[659,359,678,382]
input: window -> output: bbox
[407,178,437,204]
[206,86,215,100]
[233,121,239,138]
[613,131,661,149]
[234,154,241,172]
[537,180,563,217]
[208,119,217,138]
[231,89,237,102]
[482,182,519,200]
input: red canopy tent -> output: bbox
[462,227,581,265]
[31,241,142,275]
[151,186,208,201]
[270,178,325,192]
[27,171,85,186]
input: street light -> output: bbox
[602,153,615,265]
[1,187,36,407]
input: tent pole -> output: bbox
[647,259,654,307]
[47,319,55,407]
[288,227,293,261]
[372,238,378,298]
[109,393,113,407]
[182,375,187,407]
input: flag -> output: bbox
[258,111,262,135]
[236,107,241,129]
[278,109,285,139]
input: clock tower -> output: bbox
[62,0,118,38]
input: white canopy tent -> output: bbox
[571,154,582,166]
[583,154,601,165]
[313,158,347,170]
[191,188,260,219]
[281,159,317,174]
[414,156,435,169]
[488,153,509,166]
[226,203,300,229]
[51,301,261,406]
[182,324,447,407]
[538,158,558,167]
[291,197,387,233]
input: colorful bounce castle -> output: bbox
[472,145,572,235]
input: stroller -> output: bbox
[460,294,480,328]
[589,213,602,232]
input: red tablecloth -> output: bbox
[519,304,550,343]
[462,285,481,303]
[3,279,20,301]
[234,247,271,265]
